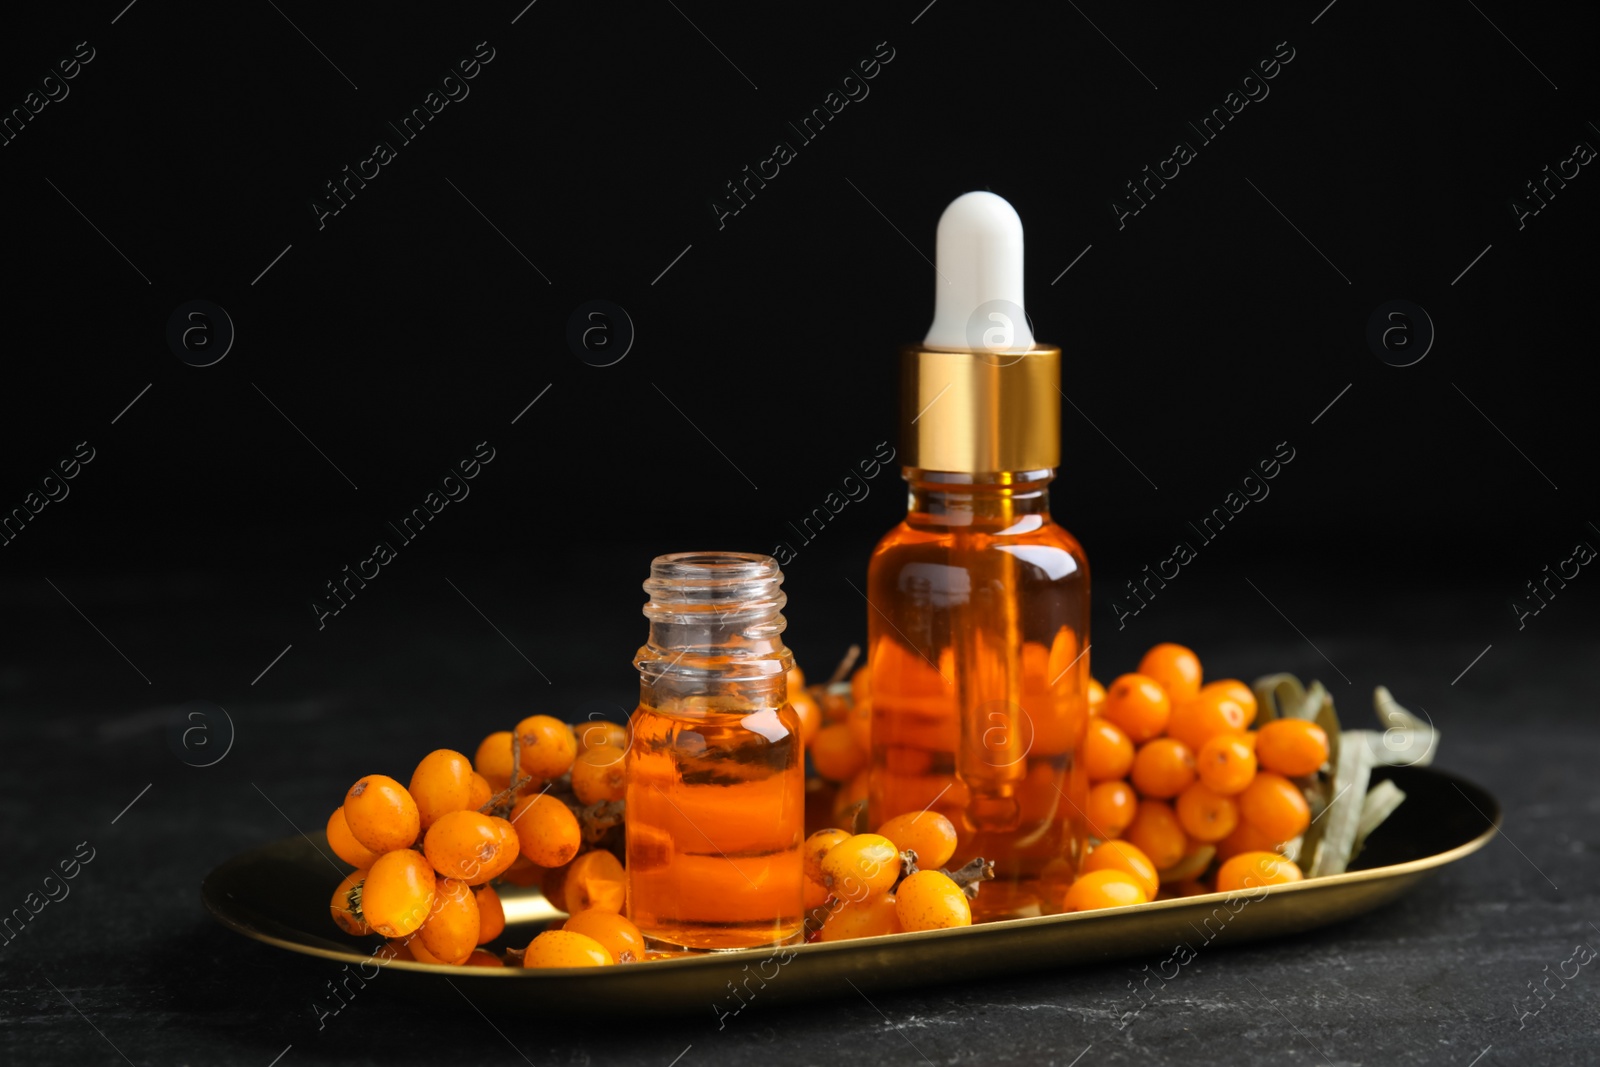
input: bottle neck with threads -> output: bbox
[635,552,793,715]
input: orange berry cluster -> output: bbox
[321,644,1318,960]
[1067,642,1326,909]
[801,810,981,941]
[326,715,642,969]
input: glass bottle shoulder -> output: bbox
[870,512,1088,577]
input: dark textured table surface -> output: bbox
[1,565,1595,1067]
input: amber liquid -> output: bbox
[867,474,1090,918]
[626,702,805,950]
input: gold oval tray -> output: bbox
[203,765,1497,1014]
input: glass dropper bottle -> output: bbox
[866,192,1092,919]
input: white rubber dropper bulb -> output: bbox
[923,191,1034,353]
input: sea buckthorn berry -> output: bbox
[509,793,582,868]
[563,849,626,914]
[344,775,421,854]
[1063,869,1148,911]
[522,930,613,968]
[1175,782,1240,843]
[562,909,645,962]
[1082,840,1159,899]
[468,773,493,811]
[1138,643,1203,703]
[894,870,972,931]
[474,884,505,944]
[802,828,853,885]
[1082,718,1135,782]
[515,715,578,780]
[875,811,959,871]
[424,810,518,883]
[576,720,628,754]
[409,749,476,830]
[810,723,868,783]
[487,817,522,879]
[401,936,445,964]
[818,894,903,941]
[362,849,437,938]
[1130,737,1197,799]
[819,684,852,724]
[419,811,511,884]
[790,688,823,748]
[1216,851,1304,892]
[326,807,380,869]
[1200,679,1257,728]
[1255,719,1330,778]
[820,833,901,900]
[570,745,628,806]
[1124,799,1188,870]
[1101,674,1171,744]
[1087,676,1106,713]
[473,731,516,791]
[1166,689,1250,753]
[1086,780,1138,840]
[1238,772,1311,842]
[465,949,505,967]
[1196,732,1257,795]
[420,877,480,965]
[1216,819,1284,861]
[329,870,370,936]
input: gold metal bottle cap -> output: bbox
[900,345,1060,473]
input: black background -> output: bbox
[2,1,1597,1064]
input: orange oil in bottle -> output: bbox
[626,701,805,949]
[867,469,1090,918]
[624,552,805,950]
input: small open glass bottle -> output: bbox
[625,552,806,951]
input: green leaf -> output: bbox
[1353,780,1407,860]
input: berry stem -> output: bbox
[827,644,862,686]
[575,799,625,843]
[890,849,920,893]
[481,728,532,818]
[943,857,996,900]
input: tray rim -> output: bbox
[202,767,1500,978]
